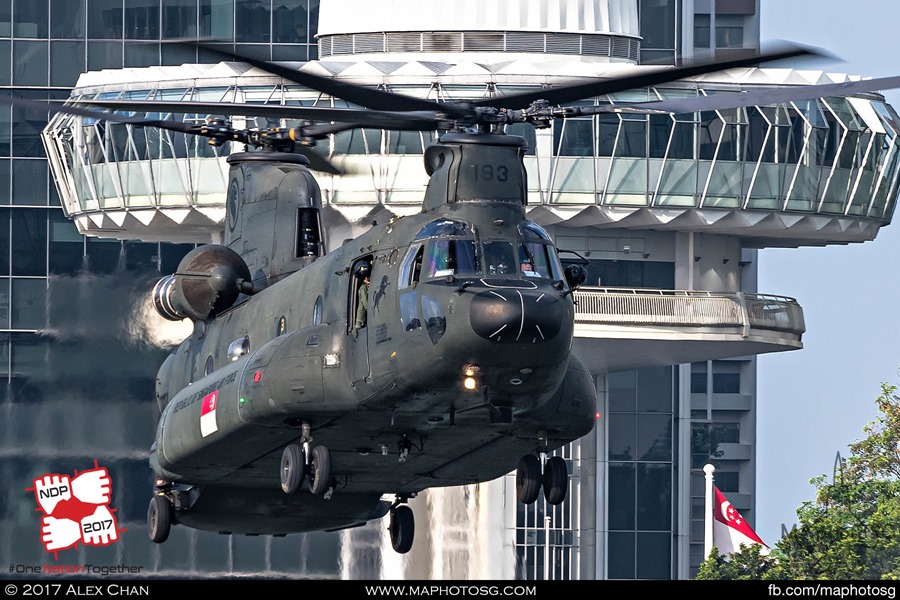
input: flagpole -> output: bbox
[704,463,715,560]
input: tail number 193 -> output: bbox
[471,164,509,182]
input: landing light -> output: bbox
[464,364,480,377]
[464,377,477,390]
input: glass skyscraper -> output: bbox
[0,0,339,578]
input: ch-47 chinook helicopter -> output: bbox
[23,40,899,554]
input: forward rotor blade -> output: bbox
[477,45,823,110]
[187,41,472,119]
[70,99,447,132]
[584,74,900,116]
[301,122,365,137]
[295,146,341,175]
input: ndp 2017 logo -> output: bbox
[27,460,125,555]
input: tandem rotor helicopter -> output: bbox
[14,40,899,554]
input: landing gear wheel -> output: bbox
[543,456,568,505]
[308,445,332,496]
[389,505,415,554]
[280,444,305,494]
[516,454,542,504]
[147,495,172,543]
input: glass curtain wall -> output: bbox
[0,0,333,578]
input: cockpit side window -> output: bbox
[519,221,563,280]
[399,245,423,290]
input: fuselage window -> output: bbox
[204,355,214,376]
[227,337,250,362]
[313,296,323,325]
[277,315,287,336]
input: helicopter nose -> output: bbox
[469,289,564,343]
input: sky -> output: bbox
[755,0,900,545]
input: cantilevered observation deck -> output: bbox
[43,60,899,247]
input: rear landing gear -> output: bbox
[543,455,568,505]
[147,495,172,543]
[516,453,568,506]
[389,504,415,554]
[516,454,541,504]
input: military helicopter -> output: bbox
[18,40,892,554]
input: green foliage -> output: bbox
[695,544,776,580]
[696,383,900,580]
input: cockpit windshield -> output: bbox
[424,239,479,278]
[409,218,563,282]
[413,219,479,279]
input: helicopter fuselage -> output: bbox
[147,134,597,536]
[151,202,595,534]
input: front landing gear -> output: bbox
[308,445,332,496]
[280,419,334,497]
[281,444,306,494]
[280,442,333,496]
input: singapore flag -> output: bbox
[713,486,770,556]
[200,390,219,437]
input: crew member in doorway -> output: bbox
[353,263,370,337]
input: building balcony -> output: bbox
[713,443,753,461]
[572,287,804,373]
[691,393,753,411]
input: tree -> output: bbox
[696,383,900,580]
[695,544,776,580]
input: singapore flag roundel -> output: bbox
[200,390,219,437]
[713,486,769,556]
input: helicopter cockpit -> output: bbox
[400,218,564,283]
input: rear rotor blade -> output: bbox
[476,45,823,109]
[187,41,472,119]
[580,74,900,116]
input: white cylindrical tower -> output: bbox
[316,0,640,63]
